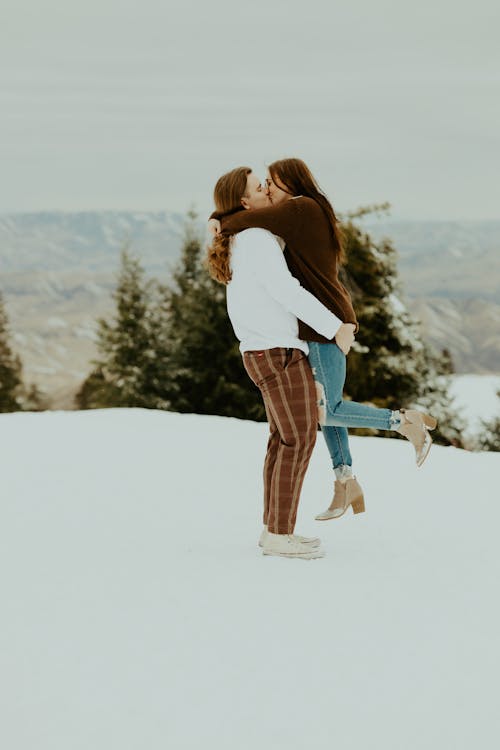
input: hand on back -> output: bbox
[335,323,356,355]
[208,219,221,237]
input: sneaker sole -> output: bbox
[262,549,325,559]
[259,539,321,548]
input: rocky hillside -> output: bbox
[365,219,500,301]
[364,219,500,373]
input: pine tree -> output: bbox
[0,292,23,413]
[77,208,465,444]
[413,345,465,447]
[340,209,465,446]
[76,250,170,410]
[476,392,500,452]
[18,383,50,412]
[161,211,265,420]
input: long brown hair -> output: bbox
[206,166,251,284]
[268,158,345,264]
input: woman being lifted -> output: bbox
[209,158,437,521]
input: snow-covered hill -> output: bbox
[1,409,499,749]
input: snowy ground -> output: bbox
[1,409,499,750]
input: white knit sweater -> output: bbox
[226,228,342,354]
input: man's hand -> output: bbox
[208,218,221,237]
[335,323,356,355]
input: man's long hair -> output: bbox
[206,166,251,285]
[268,158,345,264]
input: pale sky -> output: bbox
[1,0,499,219]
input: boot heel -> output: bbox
[351,497,365,515]
[423,414,437,429]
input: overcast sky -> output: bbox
[1,0,499,219]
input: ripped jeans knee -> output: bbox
[312,367,328,425]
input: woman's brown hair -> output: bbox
[206,166,251,284]
[268,158,345,264]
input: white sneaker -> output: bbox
[262,532,325,559]
[258,527,321,548]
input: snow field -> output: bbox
[0,409,499,750]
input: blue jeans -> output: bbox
[307,341,396,470]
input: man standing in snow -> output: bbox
[206,167,355,559]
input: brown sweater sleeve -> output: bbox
[217,200,303,244]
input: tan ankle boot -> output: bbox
[315,477,365,521]
[396,408,437,467]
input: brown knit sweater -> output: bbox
[216,197,358,342]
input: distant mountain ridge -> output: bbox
[0,210,187,273]
[1,212,499,406]
[363,219,500,302]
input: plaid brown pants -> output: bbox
[243,347,318,535]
